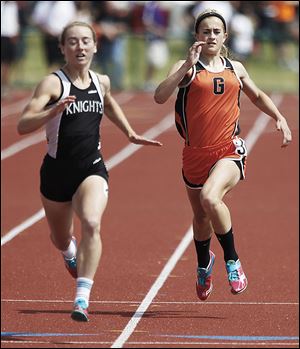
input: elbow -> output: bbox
[250,89,264,104]
[154,97,164,104]
[154,93,166,104]
[17,122,28,135]
[17,124,24,135]
[17,128,27,136]
[246,90,260,105]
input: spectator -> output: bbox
[228,1,256,62]
[74,1,94,24]
[253,1,298,71]
[192,1,234,24]
[31,1,77,72]
[15,1,32,63]
[1,0,20,97]
[142,1,170,91]
[271,0,298,71]
[184,3,200,47]
[93,1,130,91]
[129,1,145,35]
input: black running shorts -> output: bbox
[40,152,109,202]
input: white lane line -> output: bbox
[1,340,299,346]
[106,113,173,169]
[113,91,135,105]
[111,226,192,349]
[1,209,45,246]
[110,95,282,348]
[1,131,45,160]
[1,92,136,160]
[1,299,298,305]
[1,113,174,246]
[1,96,31,119]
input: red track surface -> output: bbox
[1,90,299,348]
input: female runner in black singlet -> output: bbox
[17,21,162,322]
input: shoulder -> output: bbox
[229,60,260,96]
[40,73,61,89]
[93,72,111,96]
[21,73,62,114]
[92,72,114,105]
[34,73,61,101]
[230,60,248,79]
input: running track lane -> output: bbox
[1,92,298,348]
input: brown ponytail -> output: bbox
[221,44,228,58]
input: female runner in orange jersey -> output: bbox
[154,9,292,300]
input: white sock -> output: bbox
[75,277,94,307]
[62,238,76,259]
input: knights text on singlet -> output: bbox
[46,69,104,160]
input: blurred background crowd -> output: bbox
[1,1,299,97]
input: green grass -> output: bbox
[11,29,48,88]
[245,41,299,93]
[11,30,298,94]
[246,60,298,93]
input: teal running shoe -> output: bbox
[196,250,215,301]
[226,259,248,294]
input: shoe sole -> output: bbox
[196,252,215,301]
[230,282,248,295]
[196,282,213,301]
[71,310,89,322]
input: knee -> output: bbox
[81,217,101,237]
[200,189,220,214]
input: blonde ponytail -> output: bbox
[221,44,228,58]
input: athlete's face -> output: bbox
[195,17,227,55]
[60,26,97,66]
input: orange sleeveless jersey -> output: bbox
[175,57,242,147]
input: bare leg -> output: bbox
[200,159,240,234]
[40,194,74,250]
[72,175,108,279]
[186,187,214,241]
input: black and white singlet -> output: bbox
[40,69,109,202]
[46,69,104,160]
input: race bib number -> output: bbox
[233,138,247,156]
